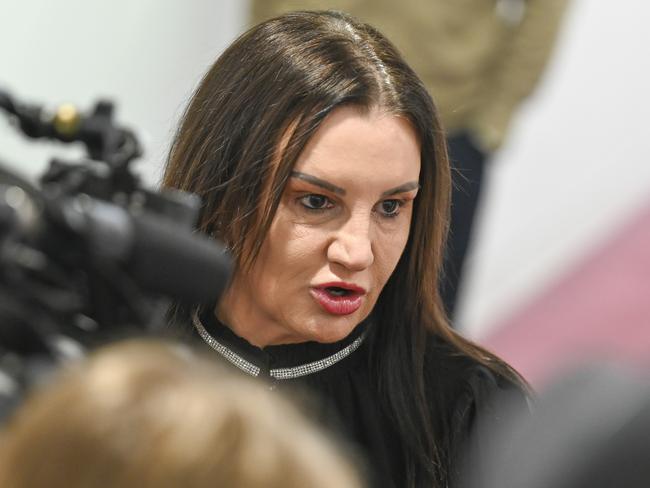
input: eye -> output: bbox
[299,194,333,211]
[377,199,403,218]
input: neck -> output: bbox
[215,293,304,348]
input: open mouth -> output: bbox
[310,282,366,316]
[325,286,355,297]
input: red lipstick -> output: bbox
[310,282,366,316]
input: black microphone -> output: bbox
[0,186,232,304]
[56,195,233,304]
[128,210,232,303]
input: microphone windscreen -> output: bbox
[129,212,232,303]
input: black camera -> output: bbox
[0,88,232,416]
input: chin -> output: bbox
[306,315,361,344]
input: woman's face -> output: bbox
[219,106,421,346]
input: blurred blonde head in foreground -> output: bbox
[0,340,362,488]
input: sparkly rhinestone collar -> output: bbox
[192,313,367,380]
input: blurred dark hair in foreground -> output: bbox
[460,363,650,488]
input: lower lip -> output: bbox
[310,288,364,316]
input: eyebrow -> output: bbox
[290,171,419,197]
[381,181,420,197]
[290,171,346,195]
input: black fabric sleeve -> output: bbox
[448,365,532,487]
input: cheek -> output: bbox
[374,223,411,284]
[262,217,328,283]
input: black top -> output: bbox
[191,311,528,487]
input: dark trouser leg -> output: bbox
[441,132,487,323]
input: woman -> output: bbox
[163,10,528,487]
[0,340,361,487]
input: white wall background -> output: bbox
[457,0,650,337]
[1,0,248,185]
[2,1,648,338]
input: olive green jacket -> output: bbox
[250,0,568,151]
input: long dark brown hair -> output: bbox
[163,10,523,487]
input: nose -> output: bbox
[326,214,374,271]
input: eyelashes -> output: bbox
[378,199,401,217]
[299,194,334,211]
[297,193,408,219]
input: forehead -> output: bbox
[291,106,421,188]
